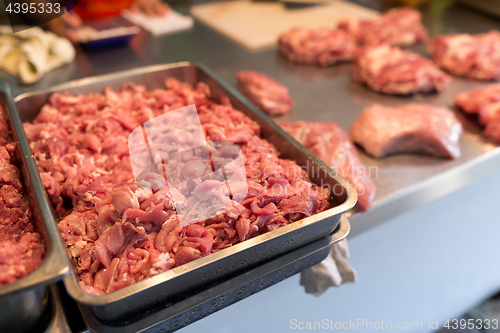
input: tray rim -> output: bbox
[0,82,69,298]
[13,62,357,306]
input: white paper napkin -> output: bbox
[300,238,357,296]
[122,10,194,36]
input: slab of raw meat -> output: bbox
[338,8,428,47]
[24,79,330,294]
[236,70,294,116]
[352,44,451,95]
[350,103,463,159]
[428,30,500,80]
[0,106,45,287]
[278,27,356,66]
[280,121,375,212]
[455,84,500,143]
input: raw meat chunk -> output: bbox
[0,105,10,147]
[455,84,500,143]
[454,83,500,124]
[350,103,463,159]
[278,27,356,66]
[281,121,375,212]
[429,30,500,80]
[353,44,451,95]
[339,8,428,47]
[0,106,45,287]
[25,79,330,294]
[236,70,294,116]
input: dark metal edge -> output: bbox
[0,82,69,296]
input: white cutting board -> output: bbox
[190,0,378,50]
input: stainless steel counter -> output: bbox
[2,2,500,239]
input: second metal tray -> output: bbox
[0,83,69,332]
[13,62,357,323]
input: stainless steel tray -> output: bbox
[13,62,357,323]
[43,285,73,333]
[0,83,69,332]
[71,217,350,333]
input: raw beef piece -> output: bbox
[339,8,428,47]
[428,30,500,80]
[236,70,294,116]
[280,121,376,212]
[350,103,463,159]
[352,45,451,95]
[278,27,356,66]
[25,79,330,294]
[0,106,45,287]
[455,84,500,143]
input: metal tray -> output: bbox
[0,83,69,332]
[13,62,357,323]
[74,217,350,333]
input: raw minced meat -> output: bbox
[338,8,428,47]
[352,44,451,95]
[429,30,500,80]
[24,78,330,295]
[0,105,45,287]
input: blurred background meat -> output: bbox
[338,8,428,46]
[278,27,356,66]
[429,30,500,80]
[455,84,500,143]
[280,121,375,212]
[350,103,463,159]
[236,70,294,116]
[352,44,452,95]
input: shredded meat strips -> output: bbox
[24,79,330,294]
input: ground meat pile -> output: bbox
[429,30,500,80]
[0,106,45,287]
[338,8,428,47]
[352,44,451,95]
[278,27,356,66]
[455,83,500,143]
[23,79,330,295]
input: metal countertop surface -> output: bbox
[2,1,500,237]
